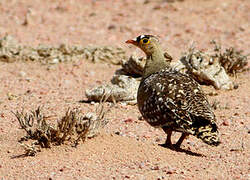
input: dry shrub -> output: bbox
[13,96,110,156]
[0,35,126,64]
[211,40,249,75]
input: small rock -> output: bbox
[108,25,116,30]
[120,102,127,106]
[187,140,195,146]
[166,170,174,174]
[233,83,239,89]
[25,78,31,82]
[153,5,161,10]
[124,118,133,123]
[89,12,96,17]
[155,137,162,142]
[234,112,239,116]
[24,90,32,96]
[245,125,250,134]
[138,162,145,169]
[239,26,245,31]
[7,92,18,100]
[50,58,59,64]
[224,103,230,109]
[64,79,71,85]
[162,166,176,174]
[222,120,230,126]
[151,165,160,170]
[18,71,26,77]
[90,71,95,76]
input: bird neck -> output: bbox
[142,48,169,78]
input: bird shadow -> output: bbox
[78,100,91,103]
[159,143,205,157]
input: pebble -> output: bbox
[50,58,59,64]
[138,162,145,169]
[234,112,239,116]
[90,71,95,76]
[64,79,71,85]
[19,71,26,77]
[233,83,239,89]
[187,140,195,146]
[25,77,31,82]
[0,113,4,118]
[245,126,250,133]
[120,102,127,106]
[108,25,116,30]
[155,137,162,142]
[124,118,133,123]
[114,131,122,136]
[222,120,230,126]
[165,169,174,174]
[151,165,160,170]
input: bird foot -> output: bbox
[160,142,182,150]
[173,143,182,150]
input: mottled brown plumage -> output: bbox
[126,35,220,148]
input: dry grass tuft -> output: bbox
[13,95,110,156]
[211,40,249,75]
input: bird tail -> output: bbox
[195,123,220,146]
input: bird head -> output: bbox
[126,35,160,56]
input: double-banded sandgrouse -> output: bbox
[126,35,220,148]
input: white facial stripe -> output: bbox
[140,35,145,39]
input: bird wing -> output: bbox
[153,71,216,133]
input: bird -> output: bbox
[126,35,220,149]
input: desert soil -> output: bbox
[0,0,249,179]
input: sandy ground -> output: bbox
[0,0,249,179]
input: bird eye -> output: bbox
[141,38,150,44]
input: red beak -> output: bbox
[125,39,138,46]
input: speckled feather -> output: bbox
[137,68,219,145]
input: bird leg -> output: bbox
[162,127,173,147]
[175,133,189,148]
[162,126,189,149]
